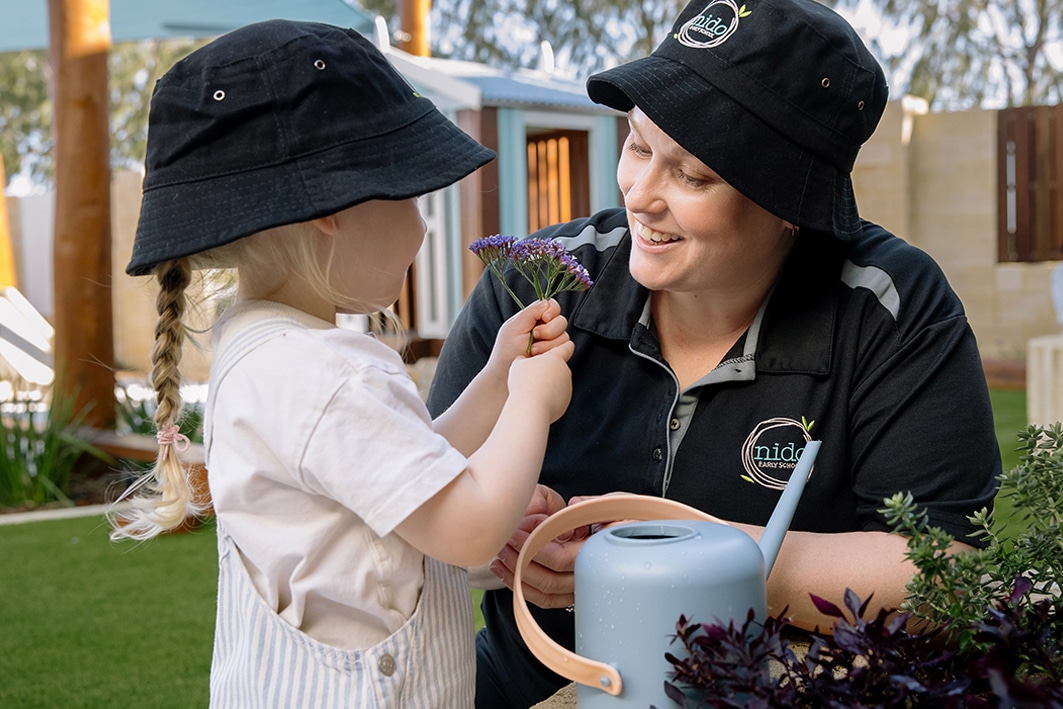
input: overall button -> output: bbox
[669,418,681,431]
[652,447,663,461]
[378,654,396,676]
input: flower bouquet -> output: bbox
[470,235,593,352]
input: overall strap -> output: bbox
[204,313,303,460]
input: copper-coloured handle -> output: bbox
[513,494,724,696]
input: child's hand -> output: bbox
[508,341,574,425]
[486,300,571,380]
[524,299,571,356]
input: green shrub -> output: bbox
[115,382,204,443]
[883,423,1062,648]
[0,390,105,508]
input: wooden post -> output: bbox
[398,0,432,57]
[395,0,431,339]
[0,155,16,287]
[48,0,115,427]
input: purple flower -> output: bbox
[469,235,593,309]
[469,235,518,273]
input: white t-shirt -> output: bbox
[205,300,469,650]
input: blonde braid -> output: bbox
[110,258,205,540]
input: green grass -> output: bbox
[0,513,486,709]
[988,388,1029,538]
[472,588,485,629]
[0,515,217,708]
[0,389,1026,707]
[989,388,1027,473]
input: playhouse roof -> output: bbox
[384,49,613,114]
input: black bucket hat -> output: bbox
[586,0,888,238]
[127,19,495,276]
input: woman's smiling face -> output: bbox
[617,107,795,297]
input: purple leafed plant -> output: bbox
[655,583,1062,709]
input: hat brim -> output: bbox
[127,109,495,276]
[587,55,861,238]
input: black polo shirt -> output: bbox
[427,208,1000,706]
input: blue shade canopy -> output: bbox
[0,0,375,53]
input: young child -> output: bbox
[112,20,574,707]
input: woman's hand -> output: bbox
[489,485,592,609]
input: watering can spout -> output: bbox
[758,440,821,577]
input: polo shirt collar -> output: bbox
[568,228,838,377]
[570,235,648,341]
[756,233,839,376]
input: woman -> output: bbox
[427,0,1000,705]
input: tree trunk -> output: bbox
[48,0,115,427]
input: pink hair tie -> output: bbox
[156,424,191,461]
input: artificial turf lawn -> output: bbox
[0,515,218,708]
[0,514,487,708]
[988,387,1031,539]
[0,390,1025,707]
[989,387,1028,473]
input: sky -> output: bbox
[838,0,1063,109]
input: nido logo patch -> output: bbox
[740,416,815,490]
[676,0,751,49]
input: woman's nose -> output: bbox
[623,165,665,214]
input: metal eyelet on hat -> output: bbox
[213,89,225,101]
[821,78,831,88]
[314,59,326,70]
[857,100,866,110]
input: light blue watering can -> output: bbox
[514,441,821,708]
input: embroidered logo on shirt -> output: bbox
[740,416,815,490]
[675,0,751,50]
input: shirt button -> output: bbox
[669,418,681,431]
[652,447,663,461]
[378,654,396,676]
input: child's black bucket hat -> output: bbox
[128,19,495,276]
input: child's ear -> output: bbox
[309,214,341,236]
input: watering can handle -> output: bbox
[512,494,725,697]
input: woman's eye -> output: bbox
[627,141,651,157]
[678,171,708,187]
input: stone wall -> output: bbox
[852,100,1058,362]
